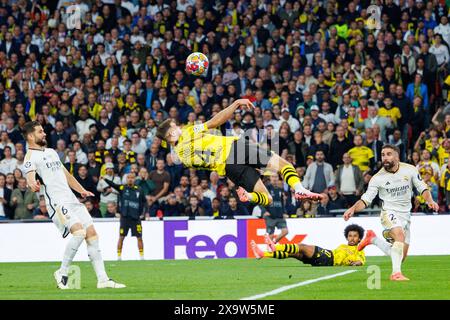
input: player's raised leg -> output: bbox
[236,179,273,207]
[54,223,86,290]
[85,225,126,288]
[266,154,322,200]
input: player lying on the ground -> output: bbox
[155,99,322,209]
[344,144,439,281]
[250,224,366,267]
[23,121,125,289]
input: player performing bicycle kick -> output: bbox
[155,99,322,208]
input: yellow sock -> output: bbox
[249,191,270,206]
[273,251,289,259]
[280,164,304,192]
[139,249,144,257]
[117,249,122,257]
[275,243,300,254]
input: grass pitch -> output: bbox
[0,256,449,300]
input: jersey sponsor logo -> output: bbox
[193,124,204,134]
[45,160,63,171]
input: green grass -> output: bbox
[0,256,449,300]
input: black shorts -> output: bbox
[225,138,273,191]
[301,246,334,267]
[120,217,142,238]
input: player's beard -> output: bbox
[383,160,395,171]
[36,137,47,147]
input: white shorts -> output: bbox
[380,210,411,244]
[50,203,93,238]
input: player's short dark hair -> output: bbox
[344,224,365,240]
[22,120,41,140]
[382,144,400,155]
[156,118,174,141]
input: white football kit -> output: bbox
[24,148,93,237]
[360,163,429,244]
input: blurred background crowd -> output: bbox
[0,0,450,221]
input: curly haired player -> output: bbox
[251,224,366,267]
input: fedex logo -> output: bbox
[163,219,307,259]
[164,220,247,259]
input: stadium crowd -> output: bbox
[0,0,450,221]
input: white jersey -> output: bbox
[24,147,79,218]
[361,162,428,215]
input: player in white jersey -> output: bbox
[343,144,439,281]
[23,121,125,289]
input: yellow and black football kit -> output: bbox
[270,243,365,266]
[173,123,274,191]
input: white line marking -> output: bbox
[240,270,358,300]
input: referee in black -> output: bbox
[263,175,289,244]
[102,172,146,260]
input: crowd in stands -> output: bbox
[1,0,450,221]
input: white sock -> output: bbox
[372,236,392,256]
[391,241,404,274]
[60,234,85,276]
[86,238,109,282]
[293,182,308,194]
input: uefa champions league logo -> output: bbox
[66,5,82,30]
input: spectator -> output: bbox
[355,106,393,142]
[303,150,335,194]
[185,195,205,218]
[162,193,185,217]
[316,193,340,217]
[10,177,39,220]
[0,146,18,175]
[327,186,347,210]
[328,125,354,169]
[415,167,439,214]
[365,128,383,170]
[335,153,364,207]
[0,173,12,220]
[211,198,221,218]
[223,196,249,218]
[97,162,121,217]
[288,130,309,168]
[32,199,49,220]
[85,199,102,218]
[76,165,97,200]
[105,202,120,218]
[148,159,170,203]
[297,200,315,218]
[136,167,156,197]
[348,135,375,173]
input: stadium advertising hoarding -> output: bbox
[0,216,449,262]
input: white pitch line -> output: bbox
[240,270,358,300]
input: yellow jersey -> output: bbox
[332,244,366,266]
[378,107,401,125]
[173,123,238,176]
[348,146,374,172]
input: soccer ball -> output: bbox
[186,52,209,76]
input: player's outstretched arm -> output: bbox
[343,199,367,221]
[421,189,440,212]
[205,99,254,129]
[25,171,40,192]
[62,166,94,198]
